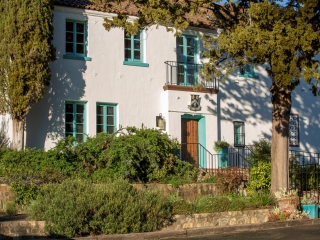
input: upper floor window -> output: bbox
[176,35,198,86]
[289,114,299,147]
[97,103,117,134]
[238,63,259,79]
[123,31,149,67]
[65,102,87,143]
[64,20,91,61]
[234,121,245,147]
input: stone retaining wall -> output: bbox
[0,184,15,210]
[0,221,47,238]
[162,209,270,230]
[133,183,220,200]
[0,209,270,238]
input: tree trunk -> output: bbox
[270,85,292,194]
[12,118,24,150]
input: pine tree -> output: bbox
[0,0,55,149]
[95,0,320,193]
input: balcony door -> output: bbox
[176,35,198,86]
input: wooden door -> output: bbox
[181,118,198,166]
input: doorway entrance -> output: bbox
[181,118,199,166]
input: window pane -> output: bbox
[97,125,104,133]
[66,114,73,123]
[76,104,84,113]
[107,106,114,115]
[107,116,114,125]
[66,32,74,42]
[77,124,84,133]
[76,114,84,123]
[76,33,84,43]
[76,23,84,33]
[187,38,194,47]
[134,50,141,60]
[187,47,194,56]
[66,123,73,132]
[66,133,73,137]
[66,104,73,113]
[125,49,131,59]
[134,40,140,50]
[97,106,104,114]
[76,44,84,54]
[66,22,73,31]
[107,126,115,134]
[77,134,84,143]
[245,64,252,73]
[125,39,131,49]
[177,74,184,84]
[97,115,103,124]
[187,56,194,63]
[176,37,183,45]
[134,32,141,40]
[66,43,73,53]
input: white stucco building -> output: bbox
[1,0,320,168]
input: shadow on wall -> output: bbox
[204,67,320,152]
[25,59,87,149]
[0,116,11,148]
[204,70,273,144]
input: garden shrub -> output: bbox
[105,126,186,183]
[28,179,172,237]
[214,168,244,193]
[5,201,18,216]
[247,138,271,194]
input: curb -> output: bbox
[74,218,320,240]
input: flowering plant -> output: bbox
[213,140,230,152]
[274,188,298,199]
[300,196,317,205]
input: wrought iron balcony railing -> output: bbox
[165,61,219,90]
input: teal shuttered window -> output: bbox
[96,104,117,134]
[64,20,91,61]
[65,102,87,142]
[234,121,245,147]
[123,31,149,67]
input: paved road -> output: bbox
[166,224,320,240]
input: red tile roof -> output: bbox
[54,0,138,15]
[53,0,217,29]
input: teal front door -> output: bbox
[176,35,198,86]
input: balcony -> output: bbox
[164,61,219,93]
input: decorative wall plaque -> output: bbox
[188,94,201,111]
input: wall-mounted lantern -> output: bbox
[156,113,166,130]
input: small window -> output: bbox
[123,31,149,67]
[234,121,245,147]
[65,102,87,142]
[289,114,299,147]
[239,63,258,79]
[64,20,91,61]
[96,104,117,134]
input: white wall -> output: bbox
[21,5,320,154]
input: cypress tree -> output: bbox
[0,0,55,149]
